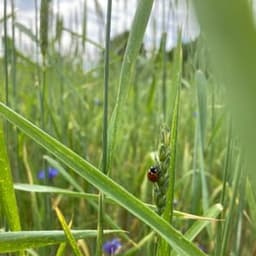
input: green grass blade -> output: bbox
[196,70,207,151]
[246,179,256,225]
[196,71,209,213]
[0,230,121,253]
[183,204,223,241]
[220,155,242,256]
[0,103,207,256]
[107,0,154,170]
[55,207,82,256]
[96,0,112,254]
[14,183,98,199]
[157,30,182,256]
[167,31,182,126]
[0,122,21,231]
[163,78,180,222]
[172,204,223,256]
[14,183,136,246]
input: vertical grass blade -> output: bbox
[96,1,112,255]
[220,154,242,256]
[157,30,182,256]
[107,0,154,170]
[0,122,21,231]
[196,71,209,212]
[3,0,9,105]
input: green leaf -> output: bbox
[184,204,223,241]
[157,30,182,256]
[14,183,98,199]
[0,230,121,253]
[107,0,154,171]
[0,102,207,256]
[0,121,21,231]
[55,207,82,256]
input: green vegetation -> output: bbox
[0,0,255,255]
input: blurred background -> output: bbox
[0,0,255,255]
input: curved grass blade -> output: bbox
[0,102,207,256]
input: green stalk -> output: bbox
[96,1,112,255]
[11,0,20,181]
[3,0,9,106]
[39,0,49,129]
[11,0,17,104]
[196,71,209,212]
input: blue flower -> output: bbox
[103,238,121,255]
[38,167,58,180]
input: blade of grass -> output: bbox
[246,179,256,225]
[172,204,223,256]
[157,30,182,256]
[183,204,223,241]
[196,70,209,213]
[214,121,232,256]
[0,103,207,256]
[3,0,9,105]
[220,154,242,256]
[97,0,112,255]
[0,230,122,253]
[107,0,154,171]
[14,183,99,199]
[55,207,82,256]
[0,122,21,231]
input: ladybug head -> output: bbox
[147,166,160,182]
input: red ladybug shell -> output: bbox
[147,166,159,182]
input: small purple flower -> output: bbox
[94,98,101,106]
[38,167,58,180]
[193,111,198,118]
[103,238,121,255]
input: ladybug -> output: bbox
[147,166,160,182]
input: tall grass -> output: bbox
[0,0,254,255]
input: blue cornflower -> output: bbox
[193,111,198,118]
[103,238,121,255]
[38,167,58,180]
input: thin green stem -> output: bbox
[3,0,9,105]
[96,1,112,255]
[161,33,167,120]
[103,0,112,175]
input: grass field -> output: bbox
[0,0,256,255]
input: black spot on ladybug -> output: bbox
[147,166,159,182]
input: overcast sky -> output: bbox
[0,0,199,66]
